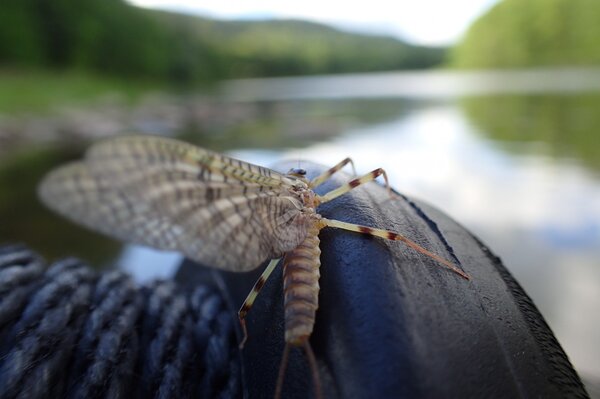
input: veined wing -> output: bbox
[86,135,296,190]
[176,191,310,270]
[85,135,304,220]
[38,162,186,250]
[39,136,312,271]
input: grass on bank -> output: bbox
[0,69,166,115]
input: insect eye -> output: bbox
[289,168,307,176]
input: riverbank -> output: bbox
[0,69,166,115]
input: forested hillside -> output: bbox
[1,0,183,77]
[0,0,445,84]
[452,0,600,68]
[154,13,445,77]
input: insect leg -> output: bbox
[317,167,391,204]
[309,157,356,188]
[320,218,470,280]
[238,257,281,349]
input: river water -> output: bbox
[1,68,599,388]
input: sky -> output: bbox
[128,0,500,46]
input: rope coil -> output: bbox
[0,244,241,399]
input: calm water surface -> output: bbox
[1,68,599,387]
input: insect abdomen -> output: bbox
[283,223,321,345]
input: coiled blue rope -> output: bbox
[0,244,241,399]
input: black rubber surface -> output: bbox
[180,161,589,399]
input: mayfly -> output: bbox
[38,135,470,399]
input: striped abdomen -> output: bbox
[283,223,321,345]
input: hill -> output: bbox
[452,0,600,68]
[152,12,445,77]
[0,0,445,84]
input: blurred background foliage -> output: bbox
[452,0,600,68]
[1,0,182,78]
[2,0,600,113]
[0,0,444,85]
[4,0,600,85]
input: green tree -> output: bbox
[452,0,600,68]
[0,0,446,83]
[0,0,44,65]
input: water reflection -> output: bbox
[462,93,600,172]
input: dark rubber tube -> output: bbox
[194,160,589,399]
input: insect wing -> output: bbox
[39,136,311,271]
[38,162,184,250]
[86,135,294,192]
